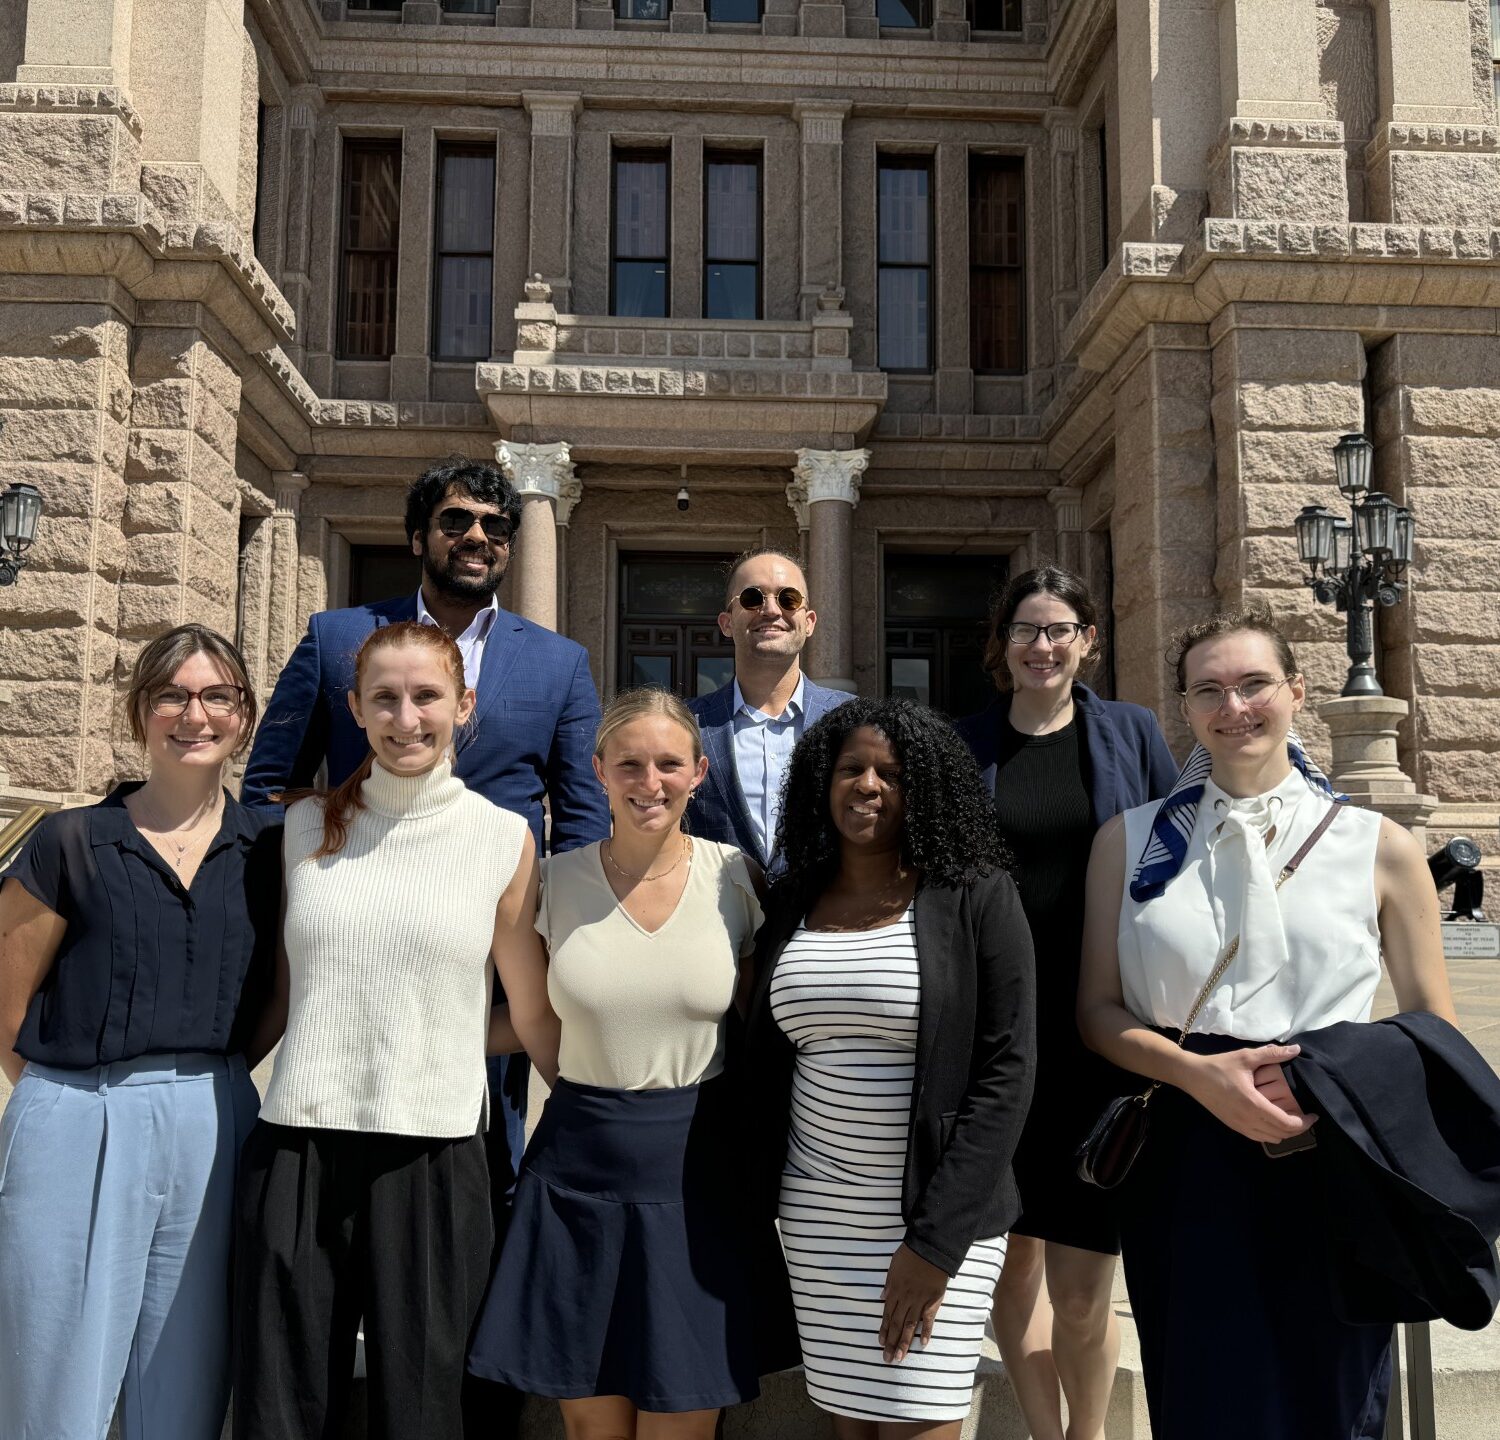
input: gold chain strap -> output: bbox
[1137,861,1297,1108]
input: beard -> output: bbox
[422,542,507,602]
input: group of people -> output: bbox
[0,456,1479,1440]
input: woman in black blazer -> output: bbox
[744,698,1036,1438]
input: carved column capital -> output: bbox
[273,470,310,516]
[522,92,583,137]
[496,440,582,527]
[1048,485,1083,533]
[787,447,869,529]
[792,99,852,144]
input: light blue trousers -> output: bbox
[0,1052,258,1440]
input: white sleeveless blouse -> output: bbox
[1118,769,1383,1042]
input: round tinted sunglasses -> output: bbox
[435,507,514,545]
[732,585,806,613]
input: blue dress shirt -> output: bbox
[730,676,806,858]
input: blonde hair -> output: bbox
[594,687,703,764]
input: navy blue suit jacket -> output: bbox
[240,593,611,1187]
[953,683,1178,828]
[685,676,850,871]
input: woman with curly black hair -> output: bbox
[744,698,1037,1438]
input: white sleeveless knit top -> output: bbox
[1118,768,1383,1043]
[262,759,528,1138]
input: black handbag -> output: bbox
[1075,802,1342,1190]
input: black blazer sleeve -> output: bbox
[903,872,1037,1276]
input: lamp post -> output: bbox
[1293,433,1414,697]
[0,417,45,587]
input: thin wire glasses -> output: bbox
[1180,675,1295,715]
[149,685,246,718]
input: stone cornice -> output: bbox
[1364,122,1500,166]
[477,359,887,402]
[1044,0,1115,108]
[0,84,142,138]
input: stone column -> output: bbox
[280,89,322,370]
[17,0,134,87]
[496,441,580,633]
[933,141,971,415]
[1046,110,1082,343]
[523,94,582,314]
[1113,0,1219,239]
[1048,486,1083,573]
[1208,0,1348,223]
[269,472,310,676]
[789,448,869,694]
[793,102,850,317]
[1321,696,1438,846]
[1365,0,1499,225]
[392,123,435,399]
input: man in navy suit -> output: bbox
[685,547,849,872]
[241,458,609,1438]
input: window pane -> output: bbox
[630,655,675,690]
[970,159,1023,267]
[625,562,725,616]
[696,656,735,695]
[345,146,401,251]
[618,0,668,18]
[878,268,929,371]
[438,151,495,252]
[889,658,930,705]
[970,268,1022,373]
[615,157,669,258]
[348,0,402,9]
[878,0,927,24]
[614,261,668,318]
[706,263,758,320]
[971,0,1020,27]
[709,0,760,18]
[706,160,758,261]
[444,0,498,10]
[878,164,930,265]
[434,256,491,358]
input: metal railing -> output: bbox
[0,806,47,873]
[1385,1322,1437,1440]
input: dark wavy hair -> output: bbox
[771,698,1009,913]
[403,458,522,546]
[982,565,1101,690]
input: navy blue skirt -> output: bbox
[467,1077,761,1412]
[1118,1033,1392,1440]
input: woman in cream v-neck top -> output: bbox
[468,687,777,1436]
[540,835,757,1090]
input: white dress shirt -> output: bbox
[1117,769,1384,1041]
[731,675,807,858]
[415,589,499,692]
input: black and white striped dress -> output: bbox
[770,908,1005,1423]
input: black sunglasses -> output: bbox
[435,507,513,545]
[733,585,806,613]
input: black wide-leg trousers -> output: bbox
[233,1120,493,1440]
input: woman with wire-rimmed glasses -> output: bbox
[954,567,1177,1440]
[0,624,279,1440]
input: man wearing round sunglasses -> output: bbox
[685,547,849,873]
[241,457,609,1439]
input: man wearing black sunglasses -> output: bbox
[685,547,849,873]
[241,458,609,1439]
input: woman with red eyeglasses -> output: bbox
[954,567,1176,1440]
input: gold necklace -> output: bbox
[604,835,690,882]
[133,797,221,868]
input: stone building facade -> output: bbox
[1,0,1498,863]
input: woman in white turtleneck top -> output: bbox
[1076,610,1454,1440]
[234,622,553,1440]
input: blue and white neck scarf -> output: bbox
[1128,731,1340,903]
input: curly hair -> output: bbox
[770,697,1009,913]
[403,458,522,546]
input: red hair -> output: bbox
[286,622,468,859]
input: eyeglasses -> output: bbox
[733,586,806,613]
[435,507,513,545]
[149,685,246,718]
[1180,676,1295,715]
[1004,621,1086,645]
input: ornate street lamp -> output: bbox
[0,417,45,587]
[1293,433,1413,697]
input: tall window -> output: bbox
[617,0,668,17]
[884,553,1008,718]
[969,154,1025,374]
[878,0,930,25]
[704,153,760,320]
[613,150,670,318]
[338,139,402,359]
[432,143,496,360]
[970,0,1021,27]
[877,156,933,373]
[618,553,737,697]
